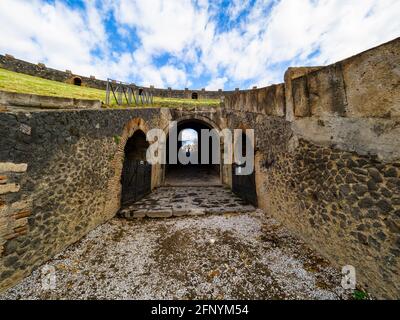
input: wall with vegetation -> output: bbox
[0,54,231,100]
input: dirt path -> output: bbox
[0,210,351,300]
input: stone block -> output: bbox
[292,76,310,117]
[172,209,190,217]
[11,200,32,210]
[0,184,20,195]
[0,163,28,173]
[146,210,172,218]
[307,64,347,117]
[342,38,400,118]
[188,209,206,216]
[131,211,146,218]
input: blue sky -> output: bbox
[0,0,399,90]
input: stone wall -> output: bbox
[0,107,161,292]
[0,90,102,110]
[224,37,400,299]
[0,37,399,299]
[224,84,286,116]
[0,54,231,99]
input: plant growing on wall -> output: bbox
[113,135,121,145]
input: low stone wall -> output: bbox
[224,84,285,116]
[0,91,102,109]
[0,54,232,99]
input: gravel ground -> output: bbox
[0,211,351,300]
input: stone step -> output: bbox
[118,186,256,220]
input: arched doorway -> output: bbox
[73,77,82,86]
[232,132,257,206]
[191,92,198,100]
[121,130,151,205]
[165,119,221,186]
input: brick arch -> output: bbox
[103,118,150,219]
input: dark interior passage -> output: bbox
[121,130,151,205]
[165,120,220,186]
[232,132,257,206]
[73,77,82,86]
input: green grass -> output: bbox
[0,68,220,108]
[353,290,369,300]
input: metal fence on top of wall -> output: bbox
[105,79,154,106]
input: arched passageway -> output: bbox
[165,119,221,186]
[191,92,198,99]
[232,132,257,206]
[121,130,151,205]
[73,77,82,86]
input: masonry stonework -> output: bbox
[0,55,231,100]
[0,38,399,299]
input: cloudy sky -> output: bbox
[0,0,399,90]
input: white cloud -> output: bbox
[202,0,400,85]
[206,77,227,90]
[0,0,399,89]
[227,0,251,21]
[0,0,108,78]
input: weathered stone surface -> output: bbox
[342,38,400,118]
[1,37,400,300]
[0,163,27,173]
[292,76,310,117]
[307,64,347,117]
[120,187,255,220]
[0,184,20,195]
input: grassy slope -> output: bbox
[0,68,220,108]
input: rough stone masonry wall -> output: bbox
[0,107,161,292]
[0,55,107,90]
[225,37,400,299]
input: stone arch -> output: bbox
[192,92,198,100]
[161,115,225,185]
[73,77,82,86]
[103,118,151,218]
[164,114,222,134]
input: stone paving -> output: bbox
[119,186,256,219]
[0,211,351,300]
[164,165,221,186]
[0,186,354,300]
